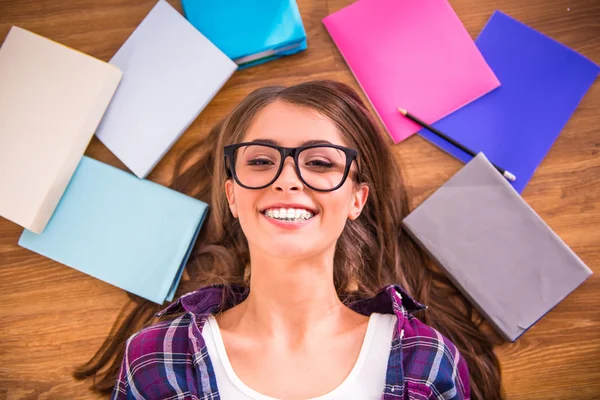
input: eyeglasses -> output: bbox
[224,142,359,192]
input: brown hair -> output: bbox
[74,80,504,399]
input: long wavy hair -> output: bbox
[74,80,504,399]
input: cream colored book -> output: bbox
[0,26,122,234]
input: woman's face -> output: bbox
[225,100,369,261]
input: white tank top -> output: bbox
[202,312,397,399]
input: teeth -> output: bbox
[264,207,314,222]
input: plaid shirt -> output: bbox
[112,284,470,399]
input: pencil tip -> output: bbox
[397,108,407,115]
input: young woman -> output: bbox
[76,81,502,399]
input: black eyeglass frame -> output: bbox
[224,142,359,192]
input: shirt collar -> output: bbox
[157,284,427,318]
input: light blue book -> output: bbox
[181,0,307,68]
[18,156,208,304]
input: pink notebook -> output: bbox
[323,0,500,143]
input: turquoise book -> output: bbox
[181,0,307,68]
[18,156,208,304]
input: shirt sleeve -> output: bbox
[404,343,470,400]
[110,317,195,400]
[111,337,135,400]
[110,332,151,400]
[416,339,471,400]
[111,347,131,400]
[401,318,471,400]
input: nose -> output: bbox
[273,157,303,192]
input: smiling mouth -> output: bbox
[261,207,317,222]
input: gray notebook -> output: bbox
[402,153,592,342]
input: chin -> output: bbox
[262,239,323,260]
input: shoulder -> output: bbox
[125,314,194,362]
[399,314,471,400]
[112,314,215,399]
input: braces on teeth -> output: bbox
[264,208,314,221]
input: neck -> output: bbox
[234,246,351,346]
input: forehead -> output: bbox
[242,100,348,147]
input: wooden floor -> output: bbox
[1,0,598,398]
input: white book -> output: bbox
[95,0,238,178]
[0,26,122,234]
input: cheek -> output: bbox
[317,191,352,229]
[233,187,261,224]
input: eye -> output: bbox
[247,158,275,166]
[306,159,335,168]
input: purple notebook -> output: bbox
[419,11,599,193]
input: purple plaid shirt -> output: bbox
[112,284,470,399]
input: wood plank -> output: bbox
[1,0,598,398]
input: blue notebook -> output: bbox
[419,11,599,193]
[18,156,208,304]
[181,0,307,68]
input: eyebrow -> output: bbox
[249,138,334,146]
